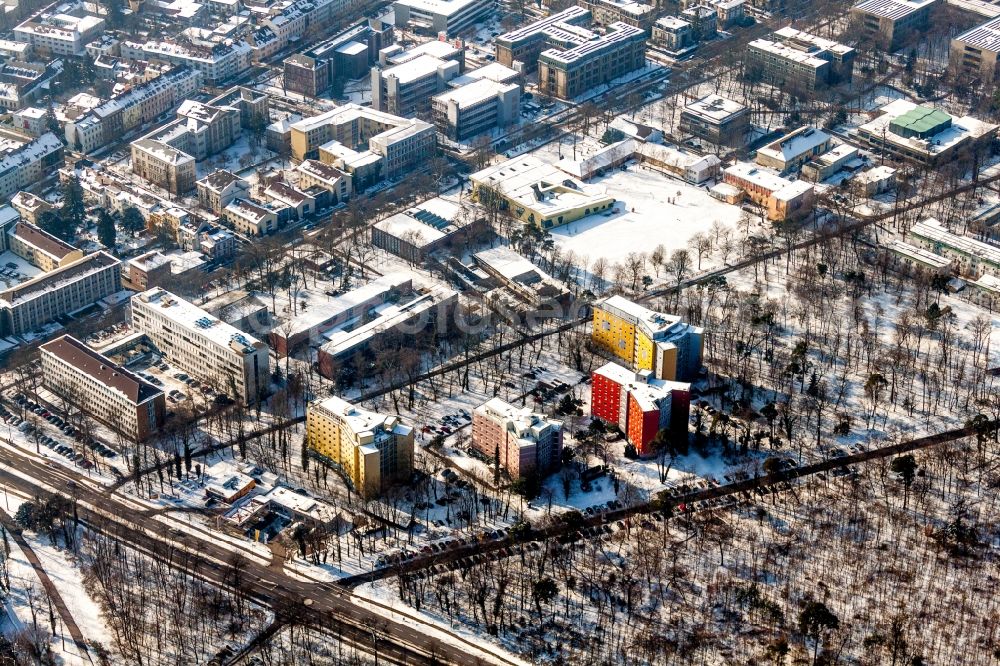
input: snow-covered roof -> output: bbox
[464,62,518,83]
[393,0,490,19]
[636,142,721,175]
[910,217,1000,265]
[858,99,997,157]
[972,273,1000,293]
[597,295,685,338]
[497,6,590,45]
[475,397,561,445]
[539,22,645,68]
[655,15,691,30]
[435,77,516,109]
[748,36,829,68]
[471,154,615,220]
[758,126,831,164]
[772,26,854,56]
[954,15,1000,53]
[852,0,935,20]
[474,246,546,283]
[320,283,457,358]
[128,250,172,271]
[381,53,450,85]
[593,361,689,412]
[132,138,195,166]
[296,159,348,184]
[198,169,245,192]
[724,162,790,192]
[133,287,265,354]
[40,334,162,405]
[684,94,746,122]
[385,38,463,65]
[887,239,952,268]
[556,139,636,179]
[311,395,411,439]
[335,40,368,56]
[854,165,896,184]
[276,273,414,340]
[0,251,119,308]
[771,180,814,201]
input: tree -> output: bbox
[14,502,37,531]
[61,175,86,237]
[531,577,558,620]
[761,402,778,439]
[121,206,145,237]
[97,209,116,249]
[890,455,917,509]
[106,0,125,27]
[798,600,839,666]
[762,457,783,477]
[38,210,70,242]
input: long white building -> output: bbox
[131,287,270,404]
[0,132,64,201]
[0,251,121,336]
[66,67,202,154]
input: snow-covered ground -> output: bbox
[1,492,112,665]
[548,164,743,269]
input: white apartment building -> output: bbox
[14,8,105,56]
[908,217,1000,279]
[432,78,520,141]
[40,335,165,442]
[66,67,202,154]
[392,0,494,36]
[0,251,122,336]
[120,38,253,85]
[0,133,64,201]
[290,104,436,181]
[131,287,270,404]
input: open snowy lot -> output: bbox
[549,164,743,267]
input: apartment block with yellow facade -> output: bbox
[305,396,414,499]
[592,295,703,381]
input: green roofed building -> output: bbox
[857,99,997,166]
[888,106,952,139]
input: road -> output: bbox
[0,443,517,666]
[339,420,989,587]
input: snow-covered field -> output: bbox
[549,164,743,267]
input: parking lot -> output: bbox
[131,357,235,412]
[1,393,119,471]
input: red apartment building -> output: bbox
[591,362,691,456]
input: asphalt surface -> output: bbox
[0,443,514,666]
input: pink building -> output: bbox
[471,398,563,480]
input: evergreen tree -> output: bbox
[121,206,145,237]
[799,601,839,666]
[97,209,116,249]
[38,210,69,241]
[61,175,86,237]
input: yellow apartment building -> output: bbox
[592,295,704,381]
[305,396,414,498]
